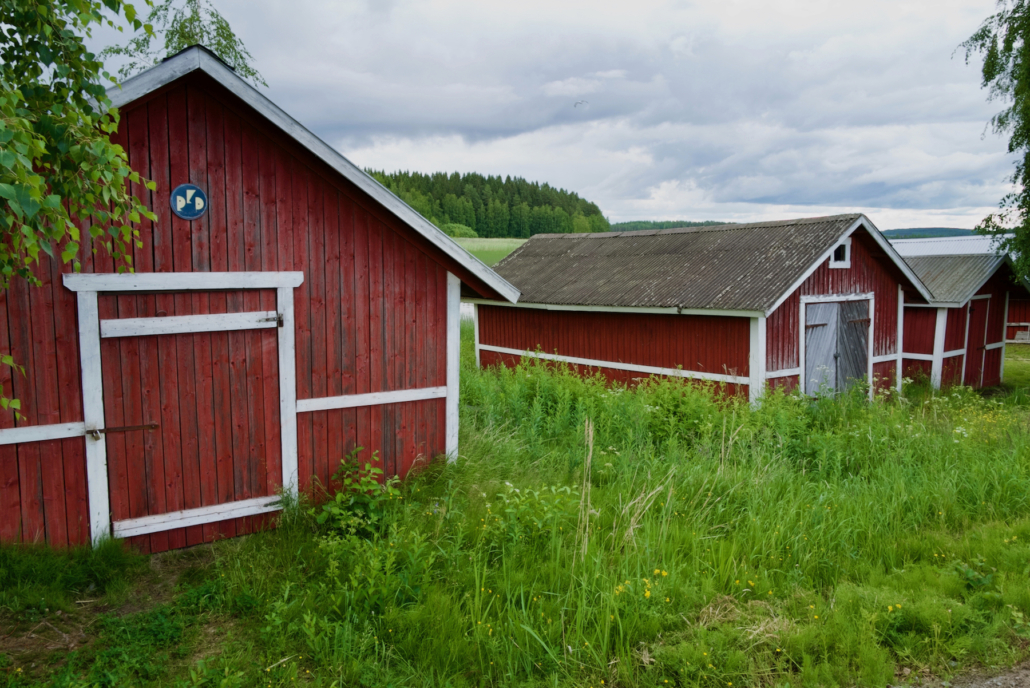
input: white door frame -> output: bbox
[63,271,304,544]
[799,293,875,400]
[963,294,991,387]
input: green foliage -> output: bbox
[440,222,477,238]
[963,1,1030,275]
[610,219,730,231]
[100,0,265,87]
[368,169,609,238]
[311,451,402,536]
[9,337,1030,686]
[0,0,157,286]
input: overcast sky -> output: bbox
[95,0,1012,227]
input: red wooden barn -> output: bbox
[0,46,519,550]
[470,214,932,400]
[892,238,1030,388]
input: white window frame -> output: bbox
[829,238,852,269]
[63,271,303,545]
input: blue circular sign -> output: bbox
[170,183,208,221]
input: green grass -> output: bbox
[5,327,1030,687]
[455,237,526,266]
[1005,343,1030,390]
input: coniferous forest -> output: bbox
[367,170,611,238]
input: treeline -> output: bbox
[609,220,728,231]
[368,170,611,238]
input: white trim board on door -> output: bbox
[297,387,447,413]
[69,271,304,545]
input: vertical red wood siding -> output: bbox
[903,308,936,355]
[477,306,750,392]
[0,74,458,547]
[766,231,902,384]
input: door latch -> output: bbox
[88,423,159,440]
[261,313,284,327]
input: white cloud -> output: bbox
[90,0,1011,228]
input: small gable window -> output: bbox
[830,238,851,269]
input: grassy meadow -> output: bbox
[3,328,1030,687]
[456,238,527,266]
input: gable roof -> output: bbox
[903,254,1009,305]
[490,214,932,315]
[107,46,519,303]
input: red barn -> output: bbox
[0,46,518,550]
[470,215,931,400]
[892,239,1030,388]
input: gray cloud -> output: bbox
[92,0,1012,226]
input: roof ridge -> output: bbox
[532,213,863,241]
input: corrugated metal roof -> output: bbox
[492,214,866,312]
[903,254,1005,304]
[891,235,1009,257]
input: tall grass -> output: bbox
[198,325,1030,687]
[9,324,1030,687]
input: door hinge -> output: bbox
[261,313,284,327]
[89,423,159,440]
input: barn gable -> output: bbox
[0,46,516,552]
[472,214,929,402]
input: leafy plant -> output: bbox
[311,450,401,536]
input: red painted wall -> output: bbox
[1,74,455,549]
[903,308,936,355]
[766,230,902,385]
[477,306,751,388]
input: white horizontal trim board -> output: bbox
[113,495,281,538]
[904,349,966,362]
[871,354,899,364]
[101,311,278,338]
[986,341,1005,350]
[462,298,762,319]
[64,271,304,293]
[766,368,800,379]
[0,421,86,446]
[479,344,749,385]
[799,292,875,304]
[296,387,447,413]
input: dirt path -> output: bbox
[949,661,1030,688]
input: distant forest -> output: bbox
[368,170,611,238]
[610,220,729,231]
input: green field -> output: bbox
[4,331,1030,687]
[1005,343,1030,389]
[455,237,526,266]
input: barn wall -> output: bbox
[1008,298,1030,340]
[1,76,451,548]
[766,230,901,372]
[477,306,751,386]
[902,308,936,355]
[945,306,968,351]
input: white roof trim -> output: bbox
[108,46,520,304]
[763,215,934,317]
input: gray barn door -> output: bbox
[837,300,869,392]
[805,303,839,393]
[804,300,870,395]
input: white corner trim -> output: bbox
[277,286,299,497]
[446,273,461,461]
[0,421,86,447]
[896,285,904,392]
[101,311,278,338]
[112,495,281,538]
[297,387,447,414]
[766,368,801,379]
[76,292,110,545]
[478,344,750,385]
[473,304,481,369]
[108,47,519,303]
[461,298,762,319]
[64,271,304,292]
[749,316,767,403]
[1002,291,1010,381]
[931,307,947,389]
